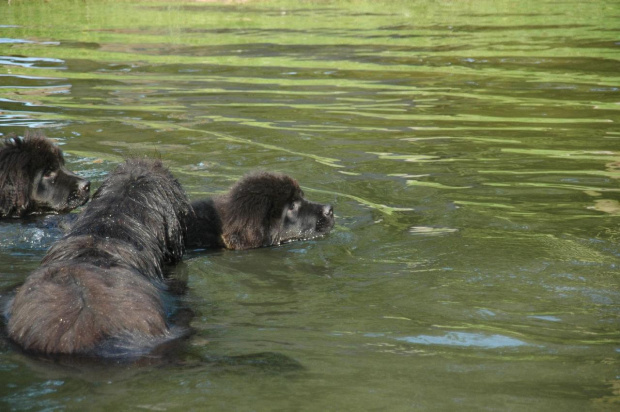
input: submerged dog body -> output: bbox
[6,159,192,357]
[0,131,90,218]
[187,172,334,250]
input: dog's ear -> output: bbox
[218,172,300,249]
[219,190,273,250]
[0,140,31,217]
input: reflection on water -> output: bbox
[0,0,619,410]
[394,332,529,348]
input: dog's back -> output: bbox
[6,159,191,357]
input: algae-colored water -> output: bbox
[0,0,618,410]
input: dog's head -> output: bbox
[220,172,334,249]
[0,131,90,218]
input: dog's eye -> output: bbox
[43,170,57,180]
[287,201,301,214]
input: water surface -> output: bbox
[0,0,619,410]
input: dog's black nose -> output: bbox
[80,180,91,193]
[323,204,334,217]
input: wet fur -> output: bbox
[0,130,90,218]
[5,159,192,358]
[187,172,334,250]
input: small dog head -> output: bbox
[0,131,90,218]
[220,172,334,249]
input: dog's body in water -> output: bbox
[5,159,191,358]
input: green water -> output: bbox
[0,0,619,410]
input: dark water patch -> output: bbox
[445,24,592,32]
[378,23,591,32]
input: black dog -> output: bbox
[6,159,192,358]
[186,172,334,250]
[0,131,90,218]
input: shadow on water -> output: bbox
[0,342,304,383]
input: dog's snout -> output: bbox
[80,180,91,193]
[323,204,334,217]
